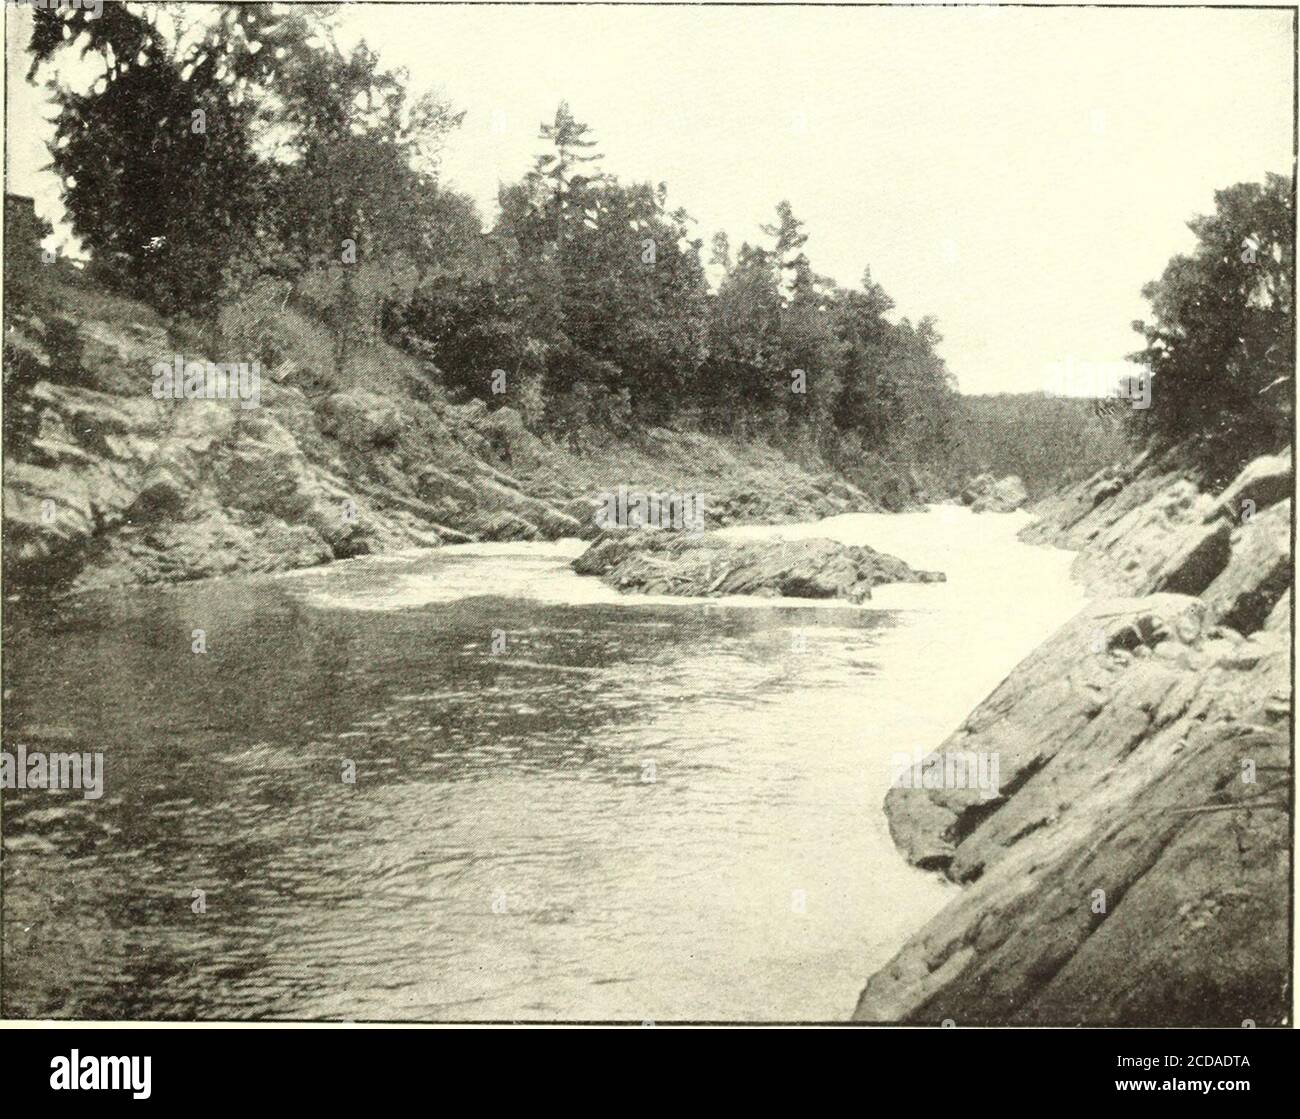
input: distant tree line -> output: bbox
[944,395,1132,500]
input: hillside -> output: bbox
[2,271,885,595]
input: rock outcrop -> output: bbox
[960,473,1029,513]
[1024,445,1292,604]
[1149,518,1233,596]
[2,278,884,593]
[1203,500,1292,636]
[859,447,1293,1025]
[572,531,945,603]
[1207,452,1294,524]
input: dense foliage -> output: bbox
[28,4,956,474]
[26,3,1292,490]
[1128,173,1293,475]
[945,394,1132,500]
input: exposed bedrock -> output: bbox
[2,288,885,593]
[859,447,1293,1025]
[572,530,945,602]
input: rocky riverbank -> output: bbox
[3,276,886,595]
[856,445,1293,1025]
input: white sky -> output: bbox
[4,2,1295,395]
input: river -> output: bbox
[1,505,1082,1021]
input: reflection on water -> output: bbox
[2,508,1080,1020]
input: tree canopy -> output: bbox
[25,2,1290,490]
[1128,173,1293,473]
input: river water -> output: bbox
[1,506,1081,1021]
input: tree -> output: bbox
[703,242,785,421]
[1129,173,1293,472]
[268,32,464,373]
[709,231,732,272]
[28,2,293,313]
[526,101,605,255]
[491,110,709,423]
[831,269,896,442]
[762,199,813,302]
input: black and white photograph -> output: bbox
[0,0,1294,1042]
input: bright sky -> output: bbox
[5,3,1294,395]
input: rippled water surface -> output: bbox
[2,508,1081,1020]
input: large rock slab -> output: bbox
[1022,447,1291,601]
[1204,449,1292,523]
[870,441,1293,1026]
[859,595,1290,1026]
[1203,499,1292,635]
[881,594,1210,877]
[573,531,944,602]
[1148,518,1232,596]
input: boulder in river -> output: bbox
[968,474,1029,513]
[572,530,945,602]
[959,473,996,506]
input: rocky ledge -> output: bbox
[572,531,945,603]
[858,447,1292,1025]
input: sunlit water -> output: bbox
[2,506,1081,1021]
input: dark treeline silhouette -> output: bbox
[19,4,1293,495]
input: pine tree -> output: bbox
[527,102,605,254]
